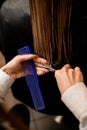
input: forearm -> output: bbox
[61,82,87,130]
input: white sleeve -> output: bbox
[61,82,87,130]
[0,70,15,103]
[79,112,87,130]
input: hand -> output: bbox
[1,54,49,79]
[55,64,84,95]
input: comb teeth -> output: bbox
[18,46,45,110]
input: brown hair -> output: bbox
[29,0,72,65]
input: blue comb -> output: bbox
[18,46,45,110]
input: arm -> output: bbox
[54,64,87,130]
[0,54,48,102]
[1,54,49,79]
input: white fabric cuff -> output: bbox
[0,70,15,102]
[61,82,87,120]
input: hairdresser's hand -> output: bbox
[1,54,49,79]
[55,64,84,95]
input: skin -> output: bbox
[0,54,49,79]
[54,64,84,95]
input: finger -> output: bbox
[34,57,48,65]
[63,64,71,70]
[74,66,84,81]
[54,69,61,78]
[36,67,49,73]
[37,70,46,75]
[18,54,37,62]
[74,66,82,76]
[36,70,48,75]
[74,66,81,72]
[13,54,37,63]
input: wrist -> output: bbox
[0,66,15,79]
